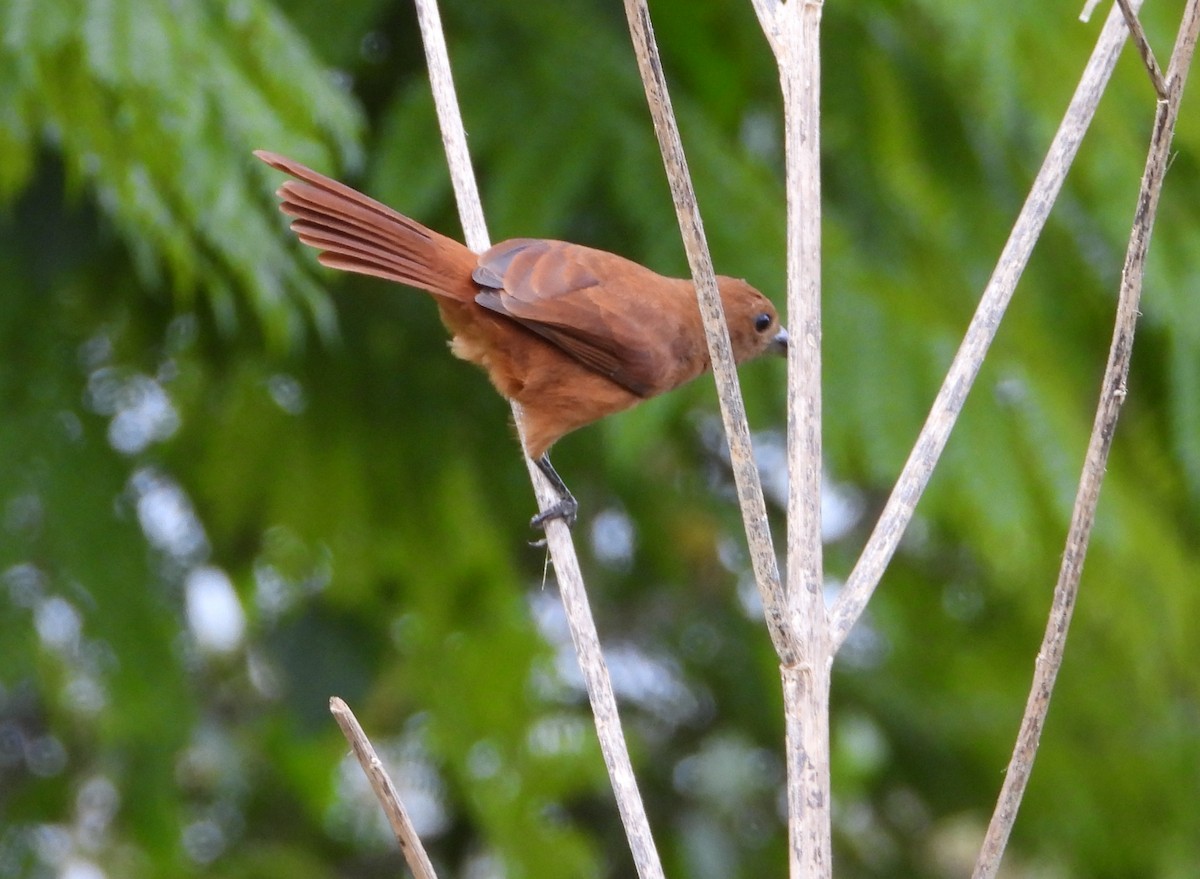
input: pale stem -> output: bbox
[751,3,834,877]
[621,0,794,665]
[330,698,440,879]
[411,4,665,878]
[828,0,1147,652]
[974,3,1199,874]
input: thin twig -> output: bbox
[330,697,439,879]
[974,3,1199,875]
[413,0,562,527]
[411,3,664,878]
[1116,0,1169,96]
[828,0,1146,652]
[749,0,786,55]
[551,551,665,879]
[413,0,487,251]
[621,0,794,666]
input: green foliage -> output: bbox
[2,0,1199,877]
[0,0,363,345]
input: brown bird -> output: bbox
[256,151,786,529]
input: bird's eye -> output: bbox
[754,313,773,333]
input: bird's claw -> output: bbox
[528,453,578,546]
[528,495,578,547]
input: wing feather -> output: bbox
[473,240,675,397]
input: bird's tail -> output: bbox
[256,151,478,302]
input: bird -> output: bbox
[256,150,787,530]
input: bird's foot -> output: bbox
[529,454,578,546]
[529,494,579,530]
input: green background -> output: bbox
[2,0,1198,877]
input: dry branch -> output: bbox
[413,0,568,542]
[828,0,1148,651]
[621,0,793,667]
[381,4,1195,879]
[412,0,486,250]
[622,6,839,873]
[410,2,665,878]
[974,2,1200,875]
[330,698,439,879]
[1116,0,1169,96]
[749,2,834,877]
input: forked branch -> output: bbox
[369,5,1195,879]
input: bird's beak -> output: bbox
[770,327,789,356]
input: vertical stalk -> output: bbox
[780,4,832,878]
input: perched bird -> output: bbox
[256,151,787,528]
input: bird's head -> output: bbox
[717,277,788,362]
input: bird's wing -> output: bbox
[473,239,669,397]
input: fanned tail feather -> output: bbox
[256,151,477,301]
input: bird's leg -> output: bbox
[529,454,578,533]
